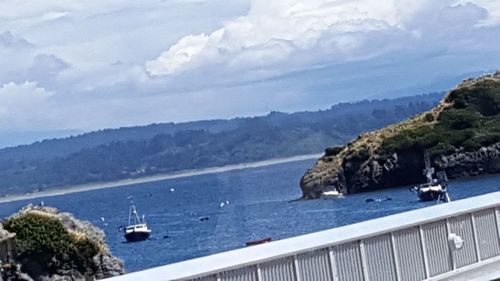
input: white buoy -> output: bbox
[225,200,230,205]
[170,188,175,192]
[100,217,105,222]
[220,202,225,208]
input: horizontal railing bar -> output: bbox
[108,191,500,281]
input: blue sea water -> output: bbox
[1,159,500,272]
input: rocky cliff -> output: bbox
[0,204,124,281]
[301,71,500,199]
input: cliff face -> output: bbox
[0,204,124,281]
[301,71,500,199]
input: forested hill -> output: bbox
[0,93,442,195]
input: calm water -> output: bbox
[1,159,500,272]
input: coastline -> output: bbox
[0,153,322,204]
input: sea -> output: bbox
[1,159,500,273]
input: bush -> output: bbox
[325,146,343,156]
[424,113,434,122]
[3,213,99,277]
[380,79,500,158]
[438,109,480,130]
[446,129,474,147]
[429,142,455,157]
[473,133,500,146]
[462,139,482,151]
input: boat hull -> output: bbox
[124,231,150,242]
[417,190,444,202]
[245,237,272,246]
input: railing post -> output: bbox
[328,247,339,281]
[256,264,263,281]
[419,225,430,279]
[495,208,500,245]
[293,255,302,281]
[470,212,482,262]
[445,219,456,270]
[390,232,402,281]
[216,272,221,281]
[359,240,371,281]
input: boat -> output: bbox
[321,189,344,198]
[410,150,451,203]
[123,198,151,242]
[245,237,272,246]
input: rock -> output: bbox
[94,254,124,279]
[1,264,34,281]
[1,204,125,280]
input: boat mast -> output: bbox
[423,150,434,183]
[128,197,142,225]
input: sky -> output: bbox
[1,0,500,146]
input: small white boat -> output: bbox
[321,189,344,198]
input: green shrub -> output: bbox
[3,213,99,276]
[424,113,434,122]
[429,142,455,157]
[324,146,343,156]
[448,82,500,116]
[462,139,482,151]
[446,129,474,147]
[380,79,500,158]
[473,133,500,146]
[438,109,480,130]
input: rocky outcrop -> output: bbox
[435,144,500,177]
[1,204,124,281]
[301,71,500,199]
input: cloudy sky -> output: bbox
[1,0,500,146]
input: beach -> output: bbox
[0,153,322,204]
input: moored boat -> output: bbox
[321,189,344,198]
[245,237,272,246]
[410,150,451,203]
[123,198,151,242]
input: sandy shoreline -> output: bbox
[0,153,322,204]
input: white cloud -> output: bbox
[0,1,130,21]
[145,0,411,76]
[0,82,54,129]
[146,0,500,84]
[146,32,220,76]
[0,0,249,93]
[1,0,500,139]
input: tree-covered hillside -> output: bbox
[0,93,442,195]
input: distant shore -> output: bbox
[0,153,322,204]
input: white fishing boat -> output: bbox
[123,198,151,242]
[410,150,451,203]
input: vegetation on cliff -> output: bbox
[381,78,500,157]
[3,213,99,278]
[301,72,500,199]
[0,205,124,281]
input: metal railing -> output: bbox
[108,191,500,281]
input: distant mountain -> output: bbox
[0,130,83,149]
[301,72,500,199]
[0,120,243,161]
[0,93,443,196]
